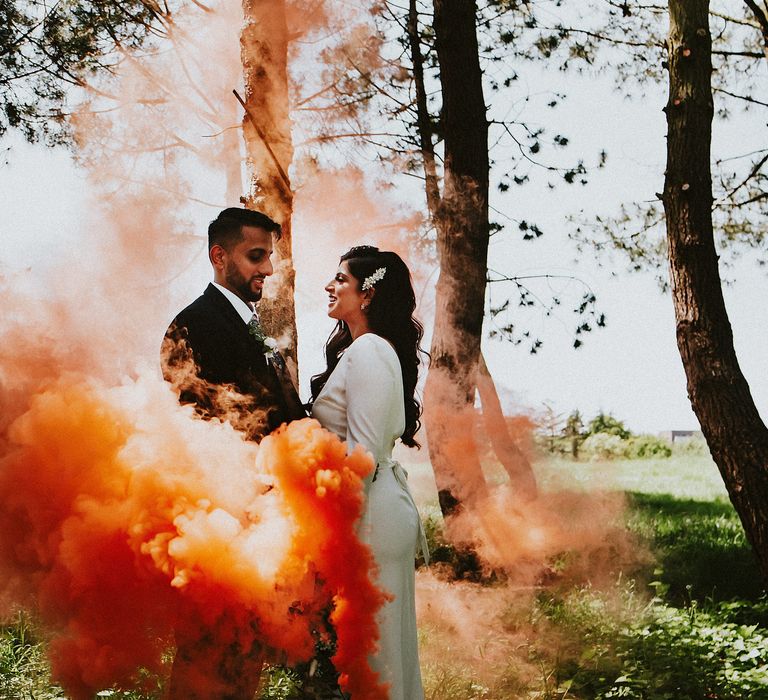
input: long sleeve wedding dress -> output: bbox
[312,333,426,700]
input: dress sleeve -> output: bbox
[344,336,400,491]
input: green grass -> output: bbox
[526,587,768,700]
[415,451,768,698]
[534,452,729,502]
[0,611,63,700]
[518,452,768,699]
[626,492,764,604]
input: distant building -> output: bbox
[658,430,704,444]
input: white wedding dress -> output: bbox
[311,333,426,700]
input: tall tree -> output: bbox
[555,1,768,279]
[422,0,493,515]
[664,0,768,581]
[407,0,537,514]
[240,0,299,372]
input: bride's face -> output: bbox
[325,261,367,323]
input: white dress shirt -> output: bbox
[212,282,254,324]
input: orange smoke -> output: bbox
[443,485,634,587]
[260,418,391,698]
[0,374,388,698]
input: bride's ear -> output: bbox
[360,288,374,312]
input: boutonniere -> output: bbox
[249,323,279,357]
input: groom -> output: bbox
[162,206,305,440]
[161,207,306,699]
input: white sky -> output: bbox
[1,49,766,436]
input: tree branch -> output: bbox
[714,87,768,106]
[719,152,768,203]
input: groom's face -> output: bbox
[215,225,274,303]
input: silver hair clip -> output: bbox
[361,267,386,291]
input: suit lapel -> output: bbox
[203,284,269,371]
[204,284,250,338]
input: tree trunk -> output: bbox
[407,0,441,220]
[664,0,768,582]
[423,0,490,515]
[409,0,537,510]
[240,0,299,372]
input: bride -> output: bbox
[310,245,429,700]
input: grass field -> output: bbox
[2,450,767,699]
[412,451,768,699]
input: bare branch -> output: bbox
[714,87,768,106]
[712,49,765,57]
[718,152,768,203]
[735,191,768,207]
[744,0,768,37]
[710,10,760,28]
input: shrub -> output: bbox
[587,413,632,440]
[582,433,627,460]
[625,435,672,459]
[673,435,710,457]
[599,602,768,699]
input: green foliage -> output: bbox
[542,411,677,461]
[600,601,768,699]
[624,435,672,460]
[259,666,302,699]
[1,0,174,143]
[579,433,673,461]
[672,435,709,458]
[0,612,63,700]
[582,432,627,460]
[533,588,768,700]
[587,413,632,440]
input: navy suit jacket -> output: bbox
[162,284,305,440]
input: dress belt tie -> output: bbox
[377,458,430,566]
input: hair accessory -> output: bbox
[361,266,386,291]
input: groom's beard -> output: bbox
[225,261,263,303]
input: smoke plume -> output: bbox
[0,365,389,697]
[0,3,396,697]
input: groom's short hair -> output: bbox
[208,208,281,251]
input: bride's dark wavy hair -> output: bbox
[310,246,429,448]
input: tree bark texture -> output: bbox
[664,0,768,582]
[423,0,491,515]
[241,0,299,373]
[409,1,537,510]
